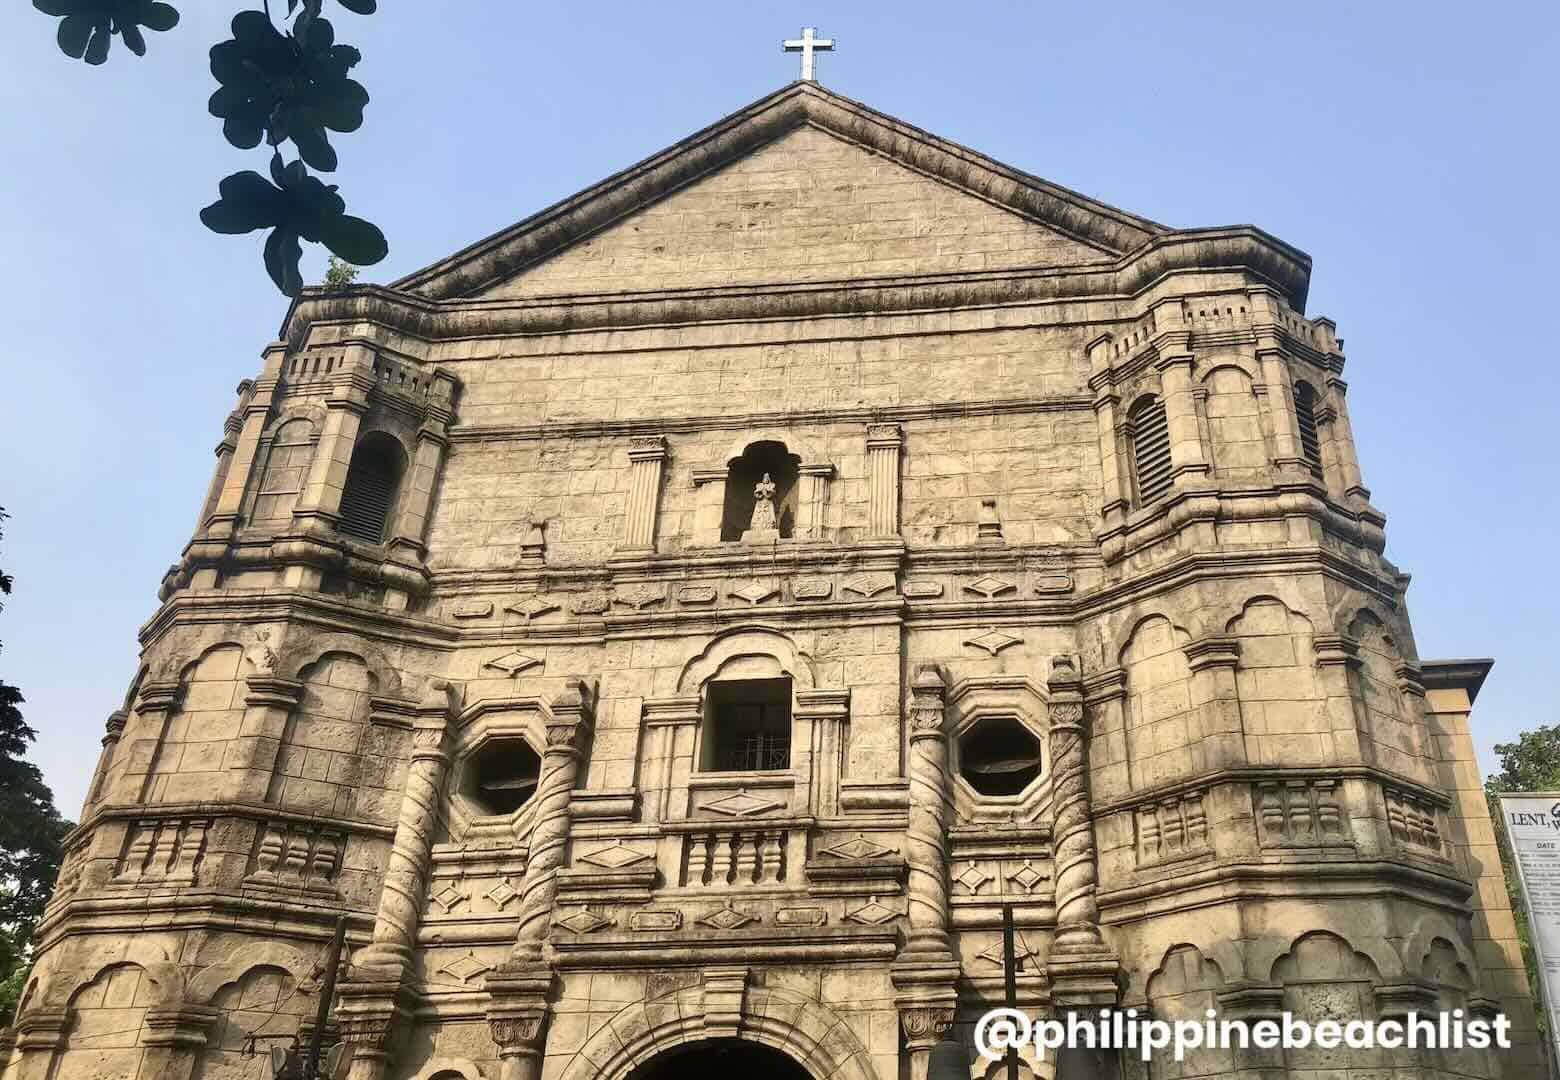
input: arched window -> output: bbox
[1128,395,1173,505]
[721,440,800,542]
[1294,381,1323,470]
[251,418,315,522]
[337,432,405,543]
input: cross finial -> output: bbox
[782,26,835,82]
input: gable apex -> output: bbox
[393,81,1170,300]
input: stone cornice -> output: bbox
[446,395,1094,446]
[279,227,1310,347]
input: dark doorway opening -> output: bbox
[626,1039,812,1080]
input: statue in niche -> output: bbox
[741,472,781,544]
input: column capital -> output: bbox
[141,1005,222,1049]
[544,680,595,756]
[626,434,669,462]
[1185,636,1242,672]
[906,665,947,742]
[244,675,305,709]
[865,422,903,448]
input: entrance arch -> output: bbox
[627,1039,810,1080]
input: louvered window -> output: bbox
[1129,396,1173,505]
[1294,382,1323,470]
[337,437,402,543]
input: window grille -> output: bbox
[1295,382,1323,469]
[1130,396,1173,505]
[338,439,401,543]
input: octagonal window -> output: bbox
[464,737,542,816]
[958,717,1043,797]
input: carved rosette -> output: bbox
[902,665,952,957]
[354,679,460,976]
[1047,656,1102,951]
[512,681,594,959]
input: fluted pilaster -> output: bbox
[866,423,902,537]
[621,436,668,551]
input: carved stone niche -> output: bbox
[946,675,1052,823]
[445,698,550,843]
[691,434,836,546]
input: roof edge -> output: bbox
[1421,658,1494,706]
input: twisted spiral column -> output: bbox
[354,679,460,976]
[902,665,952,957]
[1047,656,1103,951]
[510,681,592,962]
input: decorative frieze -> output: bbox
[246,819,346,893]
[1254,779,1350,848]
[1384,786,1443,854]
[682,828,788,886]
[1134,789,1212,865]
[114,817,210,886]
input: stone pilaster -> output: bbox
[8,1009,66,1080]
[620,436,668,552]
[795,689,850,818]
[206,348,286,541]
[866,423,902,537]
[1323,374,1370,501]
[1152,336,1209,483]
[336,988,406,1080]
[639,696,701,824]
[1046,655,1119,1006]
[510,680,594,961]
[893,666,959,1080]
[383,371,457,610]
[140,1005,221,1080]
[354,678,461,978]
[85,709,128,808]
[795,462,834,539]
[234,675,304,802]
[484,971,552,1080]
[195,379,249,533]
[110,680,182,805]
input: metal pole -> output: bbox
[305,915,347,1080]
[1002,903,1018,1080]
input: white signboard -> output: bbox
[1498,793,1560,1059]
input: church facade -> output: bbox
[0,81,1540,1079]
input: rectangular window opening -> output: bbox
[701,677,793,772]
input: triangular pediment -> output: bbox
[394,82,1167,300]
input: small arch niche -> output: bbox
[722,441,800,542]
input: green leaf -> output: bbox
[56,14,91,58]
[264,228,304,296]
[199,170,287,234]
[83,22,110,64]
[317,214,386,266]
[119,20,146,57]
[140,3,178,32]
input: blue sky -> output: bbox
[1,2,1556,813]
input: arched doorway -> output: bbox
[626,1038,812,1080]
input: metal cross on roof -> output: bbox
[782,26,835,82]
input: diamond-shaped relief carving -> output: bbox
[903,579,944,598]
[1007,859,1047,895]
[793,578,832,600]
[730,581,777,605]
[977,937,1040,969]
[430,881,470,913]
[483,651,543,677]
[702,788,785,817]
[504,595,559,623]
[820,833,898,860]
[844,896,900,925]
[843,573,894,597]
[555,907,613,935]
[964,629,1022,656]
[484,876,520,909]
[954,861,992,895]
[614,584,666,610]
[699,905,757,930]
[436,951,493,984]
[964,575,1016,599]
[578,842,652,869]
